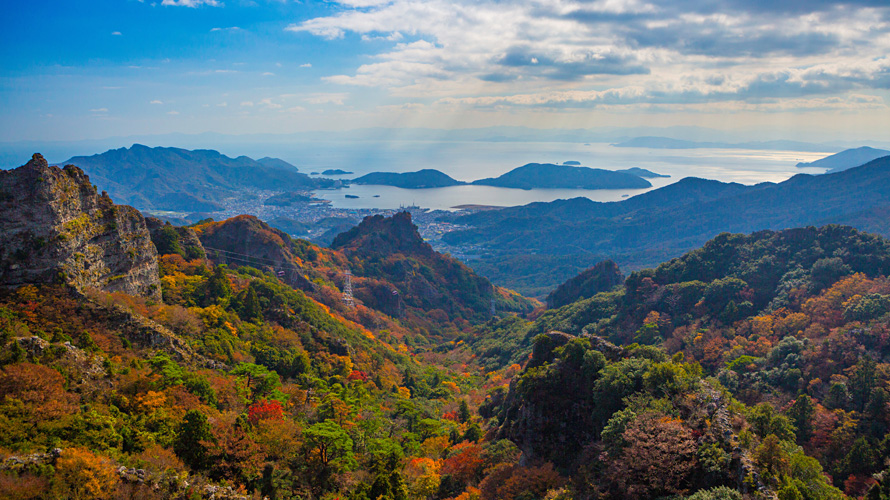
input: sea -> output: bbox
[252,140,832,211]
[3,139,833,212]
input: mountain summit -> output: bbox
[0,154,160,299]
[61,144,332,211]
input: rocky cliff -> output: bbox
[0,154,161,299]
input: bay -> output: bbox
[252,140,832,210]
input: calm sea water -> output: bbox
[4,139,832,212]
[255,141,830,211]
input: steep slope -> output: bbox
[445,156,890,292]
[331,212,536,323]
[189,213,534,339]
[256,156,299,171]
[796,146,890,172]
[62,144,333,211]
[545,260,624,309]
[464,225,890,498]
[0,154,160,299]
[194,215,318,292]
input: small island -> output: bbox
[263,191,315,207]
[471,163,651,190]
[345,194,359,199]
[322,169,353,175]
[563,160,581,165]
[351,169,466,188]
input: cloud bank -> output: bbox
[288,0,890,111]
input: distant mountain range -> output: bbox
[796,146,890,173]
[59,145,334,211]
[612,136,840,152]
[442,155,890,294]
[350,163,661,190]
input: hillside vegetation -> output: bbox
[2,153,890,500]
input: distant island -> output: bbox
[346,163,664,190]
[613,136,838,152]
[616,167,670,178]
[263,191,315,207]
[563,161,581,165]
[345,194,359,199]
[322,169,353,175]
[796,146,890,173]
[471,163,651,190]
[351,169,466,188]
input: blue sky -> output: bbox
[1,0,888,142]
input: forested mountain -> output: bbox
[470,163,651,190]
[796,147,889,172]
[3,152,890,500]
[61,144,334,211]
[460,225,890,499]
[444,156,890,294]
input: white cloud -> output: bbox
[167,110,180,115]
[240,101,254,106]
[262,72,275,76]
[90,108,109,113]
[111,31,122,36]
[161,0,220,7]
[300,63,312,68]
[304,93,349,105]
[259,98,282,109]
[150,100,163,104]
[211,26,241,32]
[217,102,228,107]
[289,0,890,110]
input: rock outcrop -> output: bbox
[0,154,161,299]
[145,216,206,261]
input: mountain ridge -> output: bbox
[60,144,334,211]
[444,155,890,294]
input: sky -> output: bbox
[1,0,889,142]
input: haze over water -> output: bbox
[246,140,832,211]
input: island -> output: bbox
[351,169,466,188]
[263,191,315,207]
[322,169,353,175]
[345,194,359,199]
[471,163,651,190]
[563,160,581,165]
[616,167,670,178]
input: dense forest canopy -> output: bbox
[1,158,889,500]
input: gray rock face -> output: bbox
[0,154,161,299]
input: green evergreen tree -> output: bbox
[174,410,214,470]
[242,285,263,322]
[458,399,471,423]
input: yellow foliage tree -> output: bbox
[54,447,120,499]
